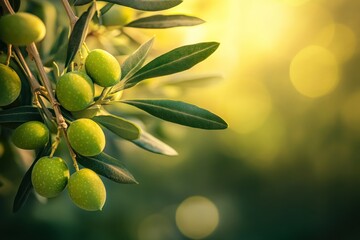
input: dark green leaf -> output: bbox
[126,14,204,29]
[132,130,178,156]
[77,152,138,184]
[64,4,96,68]
[120,37,154,82]
[13,144,51,213]
[121,99,228,129]
[92,115,141,140]
[124,42,219,89]
[74,0,183,11]
[100,3,115,15]
[0,106,42,124]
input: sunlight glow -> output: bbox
[290,45,340,98]
[176,196,219,239]
[314,23,357,62]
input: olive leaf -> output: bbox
[92,115,141,140]
[100,3,115,15]
[121,99,228,129]
[158,73,223,88]
[125,14,204,29]
[0,106,42,124]
[120,37,154,81]
[13,143,52,213]
[64,3,96,68]
[74,0,183,11]
[131,130,178,156]
[77,152,138,184]
[124,42,220,89]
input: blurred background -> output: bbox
[1,0,360,239]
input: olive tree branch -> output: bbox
[60,0,78,29]
[3,0,79,171]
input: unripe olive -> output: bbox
[85,49,121,87]
[102,5,135,26]
[0,63,21,106]
[31,156,70,198]
[0,12,46,46]
[12,121,49,149]
[68,168,106,211]
[56,71,94,111]
[67,118,105,156]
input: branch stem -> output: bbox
[60,0,78,29]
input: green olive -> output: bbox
[85,49,121,87]
[31,156,70,198]
[68,168,106,211]
[102,5,135,26]
[56,71,94,111]
[12,121,49,149]
[0,12,46,46]
[0,63,21,106]
[67,118,105,156]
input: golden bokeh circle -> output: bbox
[176,196,219,239]
[290,45,340,98]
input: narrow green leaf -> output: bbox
[64,3,96,68]
[0,106,42,124]
[121,99,228,129]
[100,3,115,15]
[132,130,178,156]
[120,37,154,81]
[74,0,183,11]
[160,73,222,88]
[13,144,52,213]
[77,152,138,184]
[124,42,220,89]
[126,14,204,29]
[92,115,141,140]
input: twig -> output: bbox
[60,0,78,29]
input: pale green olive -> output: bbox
[67,118,105,156]
[68,168,106,211]
[102,5,135,26]
[85,49,121,87]
[0,12,46,46]
[56,71,94,111]
[0,63,21,106]
[31,156,70,198]
[12,121,49,149]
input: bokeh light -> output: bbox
[314,23,357,62]
[290,45,340,98]
[175,196,219,239]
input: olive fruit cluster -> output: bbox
[56,48,121,112]
[31,157,106,211]
[10,120,106,210]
